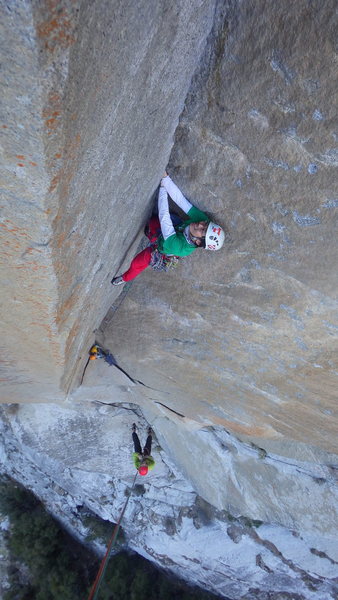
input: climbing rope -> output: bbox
[87,471,138,600]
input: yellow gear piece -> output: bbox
[89,344,99,358]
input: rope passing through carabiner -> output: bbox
[87,471,138,600]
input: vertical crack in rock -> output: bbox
[154,402,186,419]
[2,1,338,598]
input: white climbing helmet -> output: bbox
[205,222,225,251]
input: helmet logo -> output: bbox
[212,226,221,236]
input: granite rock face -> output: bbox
[102,0,338,458]
[1,1,338,599]
[1,0,217,400]
[1,401,337,600]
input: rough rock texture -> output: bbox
[101,0,338,458]
[1,0,217,401]
[1,1,338,599]
[1,0,69,402]
[1,402,337,600]
[73,363,338,540]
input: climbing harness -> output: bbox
[144,212,182,272]
[87,471,138,600]
[149,248,181,272]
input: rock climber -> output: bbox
[112,172,225,285]
[132,423,155,476]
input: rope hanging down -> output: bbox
[87,471,138,600]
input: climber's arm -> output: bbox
[158,186,176,240]
[161,175,209,223]
[161,175,193,214]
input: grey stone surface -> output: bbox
[1,401,337,600]
[1,1,67,402]
[1,2,338,598]
[1,0,217,400]
[51,0,218,392]
[102,0,338,458]
[74,367,338,536]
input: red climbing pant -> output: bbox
[122,216,161,282]
[145,215,161,243]
[122,246,152,281]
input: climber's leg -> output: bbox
[145,216,161,243]
[143,431,152,456]
[122,246,153,282]
[132,432,142,454]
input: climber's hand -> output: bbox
[160,171,168,186]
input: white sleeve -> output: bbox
[161,175,193,214]
[158,186,176,240]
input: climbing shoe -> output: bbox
[147,427,152,436]
[132,423,137,432]
[111,275,125,286]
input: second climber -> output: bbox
[132,423,155,476]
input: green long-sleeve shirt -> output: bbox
[157,206,209,257]
[157,176,209,257]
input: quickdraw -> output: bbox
[150,248,181,272]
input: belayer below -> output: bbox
[132,423,155,476]
[112,172,225,285]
